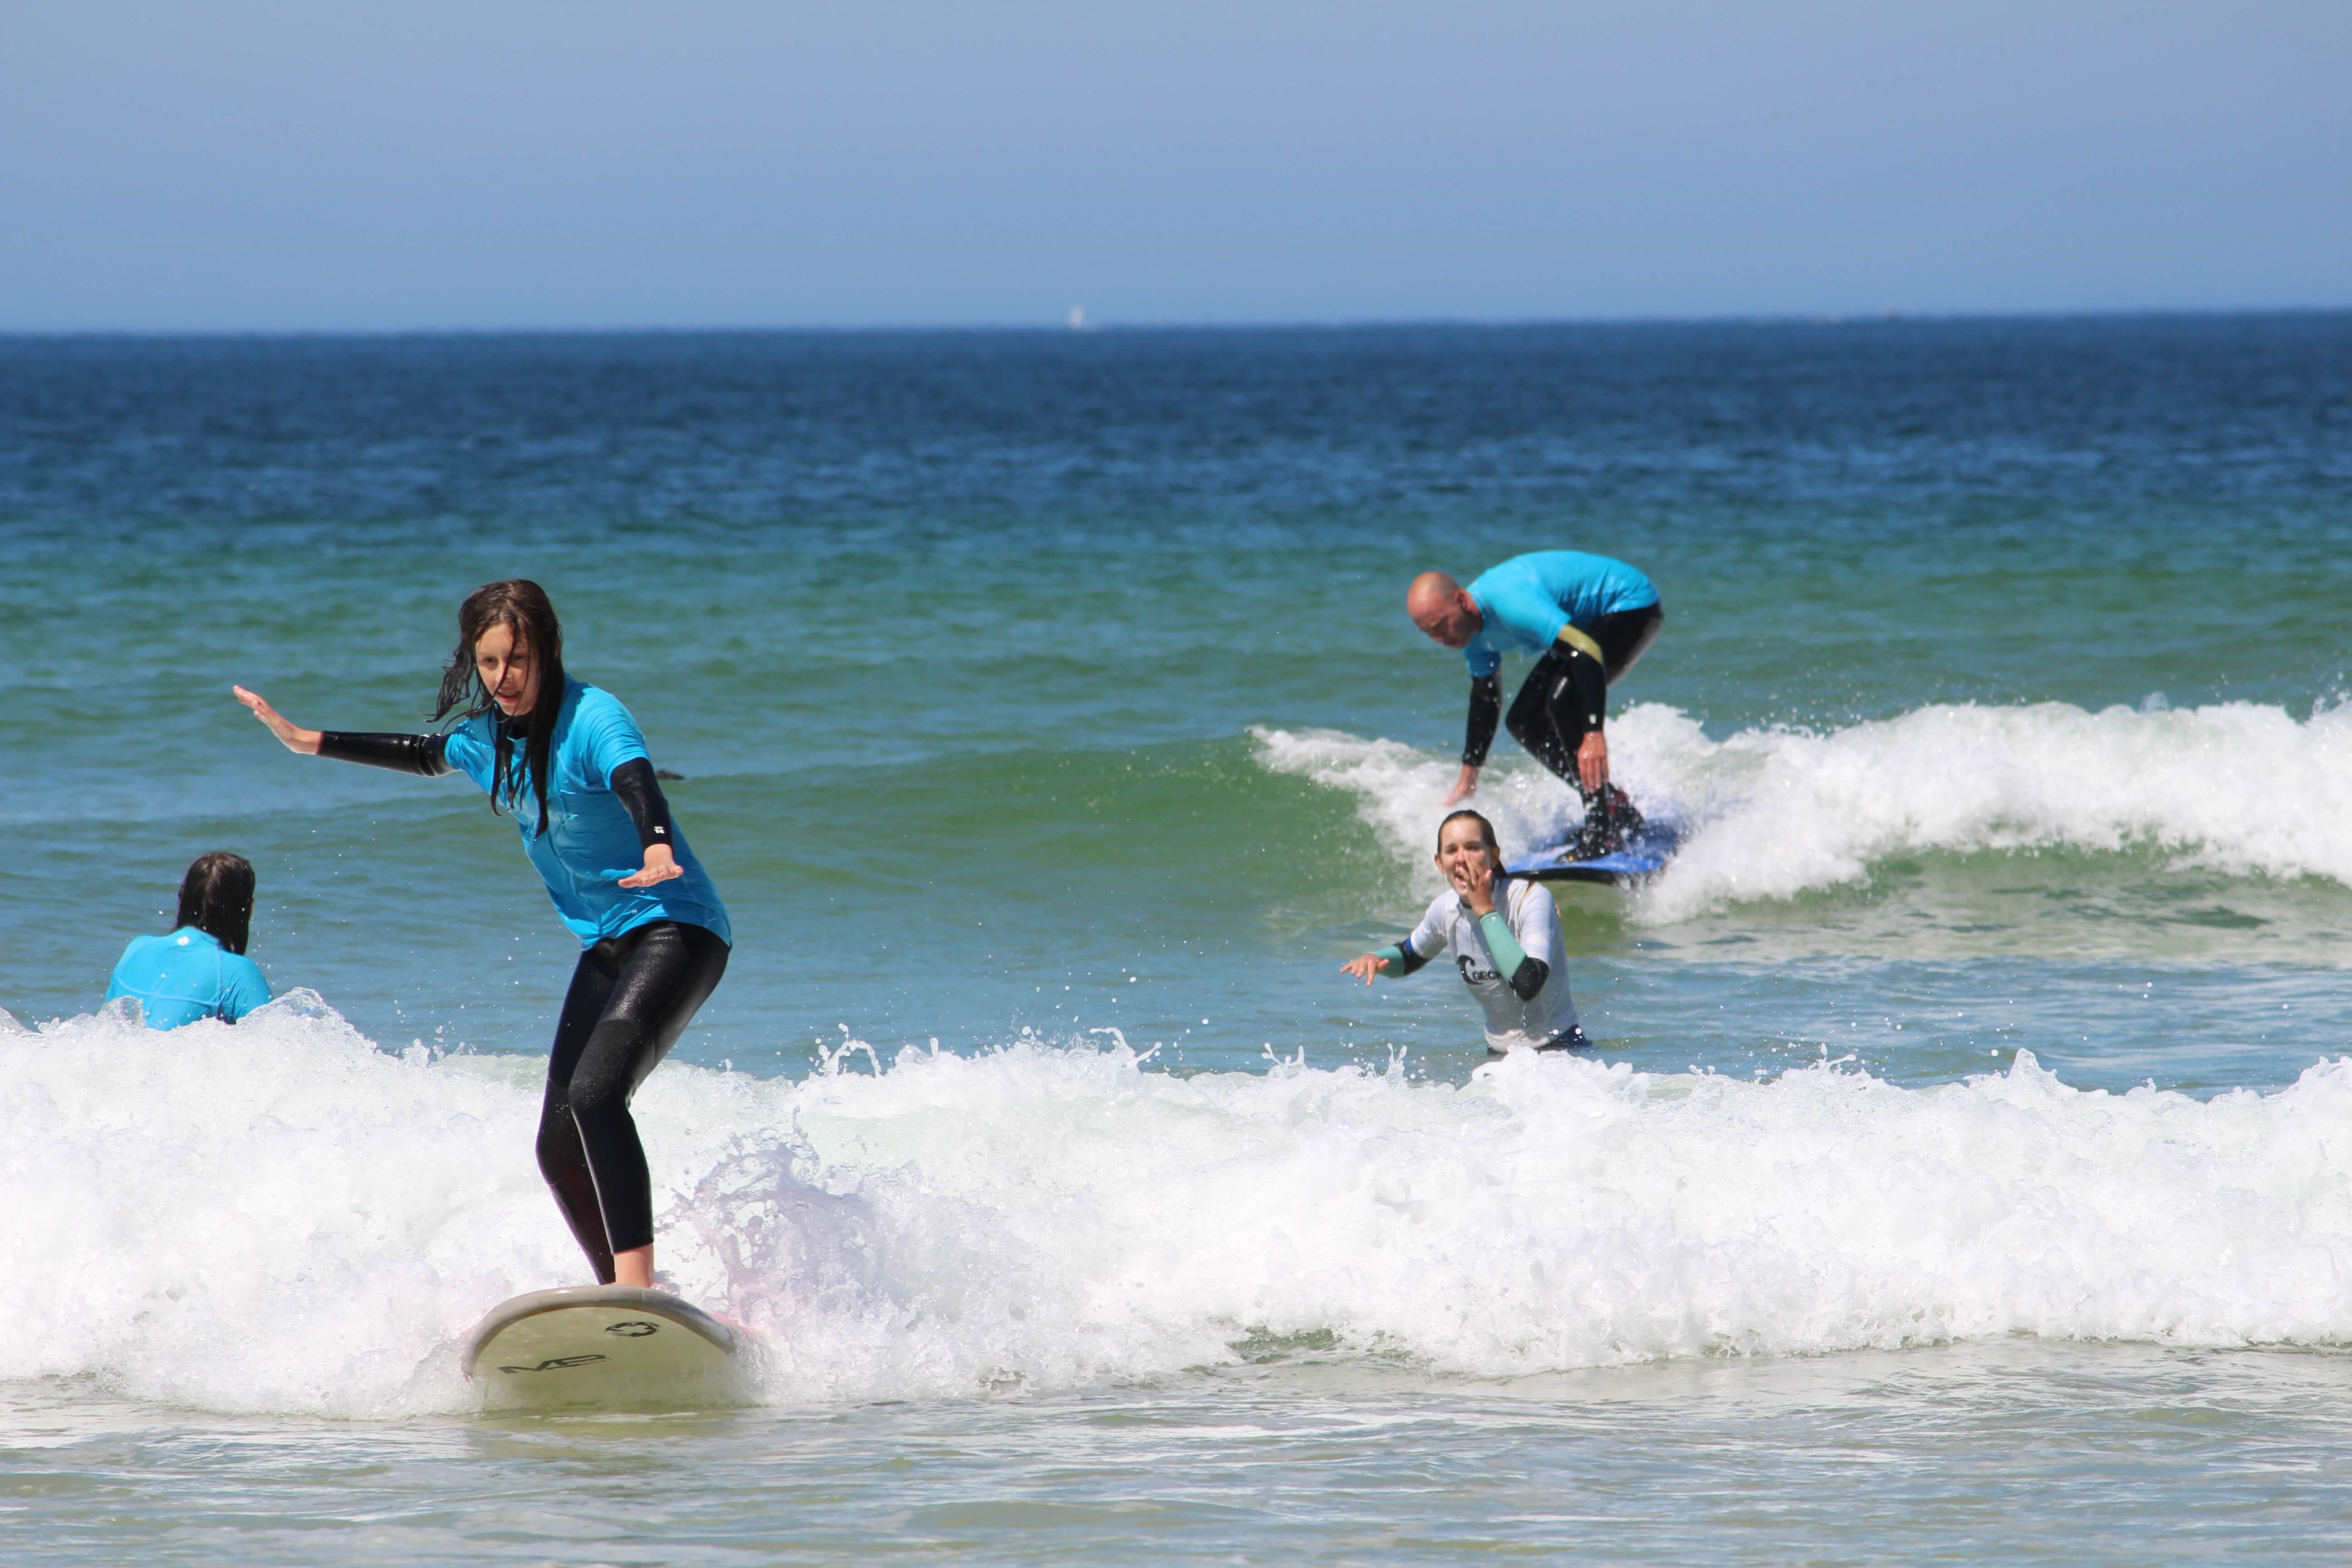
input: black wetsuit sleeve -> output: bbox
[1509,956,1550,1001]
[1463,674,1503,767]
[608,757,679,854]
[1565,646,1609,729]
[316,732,453,776]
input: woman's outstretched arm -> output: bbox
[233,686,453,775]
[234,686,322,754]
[1341,939,1429,985]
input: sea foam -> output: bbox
[5,1001,2350,1416]
[1254,699,2352,919]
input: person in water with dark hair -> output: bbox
[232,579,730,1291]
[1407,550,1663,857]
[1341,808,1591,1054]
[106,851,273,1029]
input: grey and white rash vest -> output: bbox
[1403,876,1579,1053]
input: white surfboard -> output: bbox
[462,1286,750,1412]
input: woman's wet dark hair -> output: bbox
[176,852,256,955]
[1436,808,1501,855]
[435,579,567,838]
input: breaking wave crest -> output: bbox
[1253,699,2352,919]
[5,999,2350,1416]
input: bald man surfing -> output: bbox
[1409,550,1664,856]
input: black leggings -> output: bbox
[536,920,730,1282]
[1504,603,1665,795]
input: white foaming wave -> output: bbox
[1254,700,2352,918]
[1246,724,1599,898]
[7,1004,2352,1414]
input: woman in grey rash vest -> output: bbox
[232,579,730,1290]
[1340,808,1591,1054]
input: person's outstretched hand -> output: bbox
[1576,730,1609,794]
[1340,953,1392,985]
[233,686,322,755]
[1444,763,1480,805]
[619,844,685,888]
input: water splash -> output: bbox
[7,1001,2351,1416]
[1255,699,2352,920]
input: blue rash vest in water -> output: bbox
[1460,551,1661,678]
[442,678,732,948]
[105,927,272,1030]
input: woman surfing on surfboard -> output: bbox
[233,579,730,1291]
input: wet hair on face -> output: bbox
[176,851,256,955]
[434,579,567,838]
[1436,808,1500,857]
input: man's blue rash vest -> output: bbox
[1461,551,1661,678]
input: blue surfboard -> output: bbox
[1506,817,1685,886]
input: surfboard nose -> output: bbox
[462,1285,750,1412]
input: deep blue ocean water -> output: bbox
[4,316,2351,1562]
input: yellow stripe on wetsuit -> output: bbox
[1553,623,1604,663]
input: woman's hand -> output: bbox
[233,686,322,755]
[1340,953,1391,985]
[619,844,684,889]
[1447,847,1499,915]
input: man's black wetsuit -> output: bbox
[1463,602,1665,852]
[1468,603,1665,777]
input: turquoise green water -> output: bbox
[4,318,2352,1560]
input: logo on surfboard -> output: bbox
[497,1354,609,1374]
[604,1320,659,1337]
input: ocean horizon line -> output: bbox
[3,303,2348,343]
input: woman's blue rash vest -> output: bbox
[437,679,731,947]
[105,927,272,1029]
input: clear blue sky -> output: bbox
[3,1,2344,330]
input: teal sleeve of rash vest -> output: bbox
[1372,941,1429,977]
[1477,908,1551,1001]
[1476,910,1530,975]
